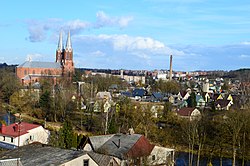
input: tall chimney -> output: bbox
[120,69,124,79]
[169,55,173,81]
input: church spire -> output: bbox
[65,30,72,50]
[57,31,63,51]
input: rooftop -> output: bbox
[0,122,41,137]
[17,61,61,69]
[0,143,85,166]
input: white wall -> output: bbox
[148,146,175,166]
[83,143,93,151]
[62,154,98,166]
[0,126,49,147]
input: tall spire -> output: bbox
[57,31,63,51]
[66,30,72,50]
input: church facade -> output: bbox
[16,31,75,85]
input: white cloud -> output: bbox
[74,34,185,56]
[118,17,133,27]
[90,50,106,57]
[25,11,133,42]
[72,34,187,70]
[63,19,89,32]
[240,54,250,58]
[241,41,250,45]
[95,11,133,28]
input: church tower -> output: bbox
[55,31,75,76]
[56,31,63,63]
[63,31,74,76]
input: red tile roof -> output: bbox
[126,135,155,159]
[0,122,40,137]
[176,107,196,116]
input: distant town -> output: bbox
[0,32,249,166]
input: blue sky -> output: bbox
[0,0,250,71]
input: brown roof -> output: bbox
[126,135,155,159]
[215,99,231,108]
[212,93,220,100]
[90,134,154,160]
[180,91,187,98]
[176,107,196,116]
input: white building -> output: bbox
[0,122,49,149]
[148,146,175,166]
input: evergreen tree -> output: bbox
[59,119,74,149]
[187,92,197,107]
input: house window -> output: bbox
[83,159,89,166]
[152,155,156,161]
[11,137,14,143]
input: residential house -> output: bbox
[96,91,112,101]
[81,133,174,166]
[0,122,49,149]
[132,88,147,101]
[212,93,223,101]
[151,92,164,102]
[196,95,206,108]
[177,90,190,101]
[147,146,175,166]
[0,143,118,166]
[176,107,201,120]
[120,91,132,98]
[214,99,233,110]
[172,100,188,109]
[150,105,164,118]
[168,95,175,104]
[203,92,211,103]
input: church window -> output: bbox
[24,70,27,75]
[33,70,35,74]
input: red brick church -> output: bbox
[16,31,75,85]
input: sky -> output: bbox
[0,0,250,71]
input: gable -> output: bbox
[126,135,154,159]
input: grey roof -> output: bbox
[94,134,141,159]
[17,61,61,69]
[0,143,85,166]
[88,151,115,166]
[0,158,23,166]
[89,134,115,151]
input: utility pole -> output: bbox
[77,81,85,128]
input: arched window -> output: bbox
[33,70,35,74]
[24,70,27,75]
